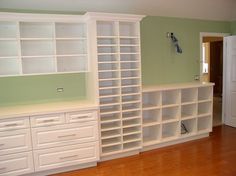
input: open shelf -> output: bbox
[120,53,139,62]
[181,88,197,104]
[99,79,119,89]
[180,118,197,136]
[22,57,55,74]
[0,21,17,38]
[100,105,120,115]
[162,89,180,106]
[120,38,139,45]
[102,136,122,147]
[56,40,86,55]
[102,144,122,155]
[142,91,161,109]
[198,87,213,101]
[98,45,117,54]
[123,133,141,143]
[55,23,86,38]
[181,103,197,119]
[20,22,54,38]
[198,101,212,115]
[100,96,120,105]
[122,102,140,112]
[57,55,87,72]
[0,40,18,57]
[99,87,120,97]
[197,115,212,133]
[98,54,118,62]
[121,78,140,87]
[143,109,161,126]
[120,46,139,53]
[0,58,20,76]
[120,62,139,70]
[122,86,140,95]
[101,129,121,139]
[143,124,161,146]
[98,62,118,71]
[122,110,140,120]
[97,38,117,45]
[21,40,54,56]
[121,70,139,78]
[123,141,141,150]
[97,21,117,36]
[101,121,121,131]
[123,118,141,128]
[122,94,140,103]
[162,122,179,140]
[101,112,121,123]
[119,22,138,37]
[123,126,141,135]
[162,106,179,122]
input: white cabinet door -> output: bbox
[0,129,32,155]
[31,121,98,149]
[33,142,99,171]
[0,152,34,176]
[224,36,236,127]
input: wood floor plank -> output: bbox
[51,125,236,176]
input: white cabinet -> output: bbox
[0,14,89,77]
[0,117,33,176]
[0,152,34,176]
[86,13,144,158]
[142,83,214,148]
[33,142,99,172]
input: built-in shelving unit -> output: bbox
[142,83,214,148]
[0,18,88,76]
[87,14,144,158]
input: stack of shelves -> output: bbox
[97,21,142,157]
[142,84,213,147]
[0,21,88,76]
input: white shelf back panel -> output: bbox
[55,23,86,38]
[20,22,54,38]
[56,40,86,55]
[0,58,20,75]
[0,21,17,38]
[57,56,87,72]
[21,40,54,56]
[22,57,55,74]
[0,41,18,57]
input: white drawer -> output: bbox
[0,117,29,131]
[31,121,98,149]
[66,111,98,123]
[0,129,32,156]
[33,142,99,171]
[30,113,65,127]
[0,152,34,176]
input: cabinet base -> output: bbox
[141,133,209,152]
[22,162,97,176]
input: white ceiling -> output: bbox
[0,0,235,21]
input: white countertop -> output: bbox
[142,82,215,92]
[0,100,98,119]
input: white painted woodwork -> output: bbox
[66,111,97,123]
[142,82,214,147]
[31,121,98,149]
[0,129,32,155]
[30,113,65,127]
[224,36,236,127]
[33,142,99,171]
[0,152,34,176]
[0,117,29,131]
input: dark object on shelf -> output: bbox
[181,123,189,134]
[167,32,183,54]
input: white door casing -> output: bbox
[224,36,236,127]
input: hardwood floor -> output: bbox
[51,125,236,176]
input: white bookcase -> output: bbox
[86,13,144,159]
[0,14,89,77]
[142,83,214,148]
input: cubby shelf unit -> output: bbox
[0,15,89,77]
[86,13,144,158]
[142,83,214,148]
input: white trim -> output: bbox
[199,32,230,126]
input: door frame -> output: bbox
[199,32,230,125]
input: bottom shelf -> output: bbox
[198,115,212,133]
[102,144,122,156]
[143,125,161,146]
[180,118,197,137]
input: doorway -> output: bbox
[200,33,229,127]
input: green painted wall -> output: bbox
[0,73,86,106]
[231,21,236,35]
[140,16,230,85]
[0,9,232,106]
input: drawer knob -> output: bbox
[57,134,76,138]
[59,155,78,160]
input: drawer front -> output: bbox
[0,117,29,131]
[66,111,98,123]
[0,152,34,176]
[34,142,99,171]
[32,121,98,149]
[30,113,65,127]
[0,129,32,156]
